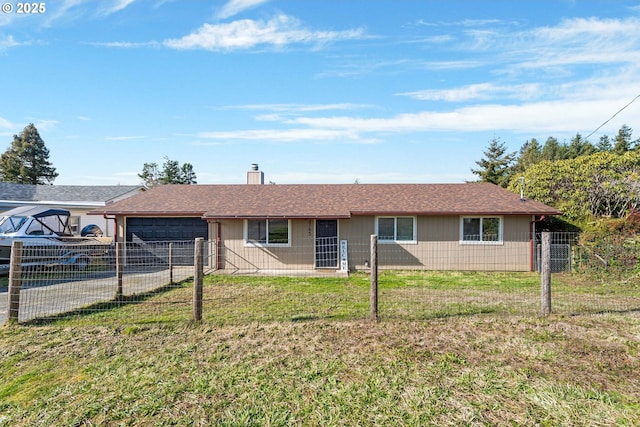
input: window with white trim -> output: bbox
[245,219,290,245]
[376,216,416,243]
[461,216,502,243]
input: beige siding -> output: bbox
[68,208,115,239]
[341,215,532,272]
[211,219,317,272]
[338,216,373,270]
[210,215,534,273]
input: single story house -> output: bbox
[91,168,560,272]
[0,183,145,238]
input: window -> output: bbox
[26,219,53,236]
[376,216,416,243]
[69,216,80,235]
[246,219,290,245]
[0,216,27,234]
[461,216,502,243]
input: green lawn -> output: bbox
[1,271,639,426]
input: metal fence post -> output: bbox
[7,241,23,325]
[370,234,379,322]
[193,237,204,322]
[541,232,552,316]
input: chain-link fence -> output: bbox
[532,232,579,273]
[1,233,638,325]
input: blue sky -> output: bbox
[1,0,640,186]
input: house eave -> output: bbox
[203,214,352,220]
[89,211,207,217]
[350,210,561,217]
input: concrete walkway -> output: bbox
[0,266,193,324]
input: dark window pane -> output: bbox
[482,217,500,241]
[247,220,267,243]
[463,218,480,241]
[268,219,289,244]
[378,217,395,240]
[396,217,414,240]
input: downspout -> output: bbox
[216,222,221,270]
[103,215,118,241]
[208,221,222,270]
[529,215,546,272]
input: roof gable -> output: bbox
[94,183,561,218]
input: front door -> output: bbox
[315,220,338,268]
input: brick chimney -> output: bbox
[247,163,264,184]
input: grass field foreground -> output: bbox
[1,271,639,426]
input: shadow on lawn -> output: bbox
[21,278,192,326]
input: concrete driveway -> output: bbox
[0,266,194,324]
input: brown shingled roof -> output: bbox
[92,182,561,218]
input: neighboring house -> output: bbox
[92,167,561,272]
[0,183,145,238]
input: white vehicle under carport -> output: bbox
[0,206,103,274]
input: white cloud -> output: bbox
[0,14,14,27]
[0,116,14,129]
[219,103,371,113]
[534,16,640,42]
[89,41,159,48]
[164,14,366,51]
[195,65,640,146]
[0,35,29,49]
[45,0,138,25]
[413,18,503,28]
[196,128,377,144]
[317,55,486,79]
[185,14,640,149]
[390,15,640,133]
[32,120,59,131]
[398,83,542,102]
[99,0,137,16]
[403,16,640,81]
[105,136,147,141]
[477,17,640,71]
[43,0,86,26]
[290,94,640,137]
[216,0,270,20]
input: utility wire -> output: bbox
[585,93,640,140]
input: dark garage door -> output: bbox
[126,217,208,242]
[125,217,209,266]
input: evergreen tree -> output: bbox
[471,138,516,188]
[138,156,197,188]
[596,134,612,152]
[514,138,542,173]
[613,124,634,154]
[541,137,566,161]
[139,162,160,188]
[0,123,58,184]
[160,158,182,184]
[179,163,197,184]
[566,133,595,158]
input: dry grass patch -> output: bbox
[2,271,639,425]
[2,312,639,426]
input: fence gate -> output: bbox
[535,234,572,272]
